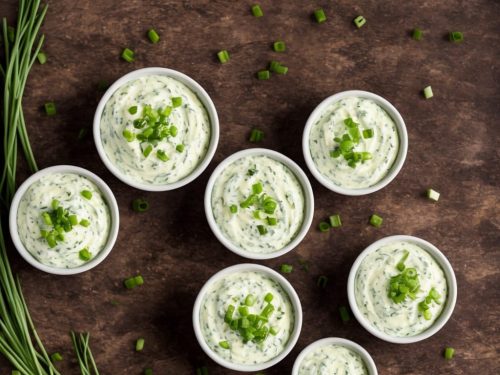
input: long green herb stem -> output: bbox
[71,332,100,375]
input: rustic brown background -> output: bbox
[1,0,499,374]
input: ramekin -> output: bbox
[192,263,302,372]
[9,165,120,275]
[204,148,314,260]
[93,67,219,191]
[292,337,378,374]
[347,235,457,343]
[302,90,408,196]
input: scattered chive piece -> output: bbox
[44,102,56,116]
[134,275,144,286]
[319,221,330,232]
[369,214,383,228]
[329,214,342,228]
[123,129,135,142]
[354,15,366,28]
[142,144,153,157]
[269,61,288,75]
[68,215,78,226]
[269,327,279,336]
[264,293,274,302]
[171,97,182,108]
[79,219,90,227]
[249,128,264,142]
[251,4,263,17]
[314,9,327,23]
[80,190,92,200]
[412,28,423,40]
[132,198,149,212]
[280,264,293,274]
[147,29,160,43]
[229,204,238,214]
[449,31,463,43]
[444,347,455,360]
[245,294,255,306]
[362,128,374,139]
[257,70,270,80]
[144,369,153,375]
[121,48,135,62]
[135,338,145,351]
[37,52,47,64]
[339,305,350,322]
[79,248,92,261]
[273,41,286,52]
[257,225,268,235]
[252,182,263,194]
[317,275,328,288]
[156,150,169,162]
[427,188,440,202]
[50,352,63,362]
[124,275,144,289]
[128,106,138,115]
[217,50,230,64]
[219,340,230,349]
[196,367,209,375]
[77,128,88,140]
[176,144,185,153]
[423,86,433,99]
[267,217,277,226]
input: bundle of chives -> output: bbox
[71,332,100,375]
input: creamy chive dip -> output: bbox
[355,241,447,337]
[298,344,368,375]
[100,75,210,185]
[17,173,111,268]
[200,271,294,365]
[211,155,305,254]
[309,97,399,189]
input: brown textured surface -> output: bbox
[1,0,499,374]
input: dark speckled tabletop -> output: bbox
[1,0,499,374]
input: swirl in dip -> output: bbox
[16,173,111,268]
[298,344,368,375]
[309,97,399,189]
[355,241,447,337]
[100,74,211,185]
[199,270,294,365]
[211,155,305,254]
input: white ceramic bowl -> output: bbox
[292,337,378,375]
[93,67,219,191]
[204,148,314,260]
[9,165,120,275]
[192,263,303,372]
[347,235,457,344]
[302,90,408,196]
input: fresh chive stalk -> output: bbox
[71,332,100,375]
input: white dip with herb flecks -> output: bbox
[17,173,110,268]
[100,74,211,185]
[309,97,399,189]
[355,241,447,337]
[298,344,368,375]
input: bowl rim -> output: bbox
[291,337,378,375]
[347,235,458,344]
[204,148,314,260]
[93,66,220,191]
[192,263,303,372]
[8,165,120,275]
[302,90,408,196]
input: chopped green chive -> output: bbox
[147,29,160,43]
[423,86,433,99]
[427,188,440,202]
[37,52,47,64]
[121,48,135,62]
[50,352,63,362]
[369,214,383,228]
[79,219,90,227]
[329,214,342,228]
[249,128,264,142]
[252,182,263,194]
[144,369,153,375]
[44,102,56,116]
[449,31,463,43]
[156,150,169,162]
[229,204,238,214]
[251,4,263,17]
[135,338,145,351]
[81,190,92,200]
[266,217,277,226]
[362,128,374,139]
[171,97,182,108]
[339,305,350,322]
[317,275,328,288]
[444,347,455,360]
[269,61,288,74]
[132,198,149,212]
[219,340,230,349]
[128,106,138,115]
[319,221,330,232]
[280,264,293,274]
[354,15,366,28]
[245,294,255,306]
[264,292,274,302]
[257,225,268,235]
[79,248,92,261]
[176,144,185,153]
[68,215,78,226]
[314,9,327,23]
[224,304,235,323]
[124,275,144,289]
[123,129,135,142]
[257,70,270,80]
[142,144,153,157]
[217,50,230,64]
[412,28,423,40]
[273,41,286,52]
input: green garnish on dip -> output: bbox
[388,251,421,303]
[418,287,442,320]
[235,182,278,234]
[330,117,373,168]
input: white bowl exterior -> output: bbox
[291,337,378,375]
[204,148,314,260]
[302,90,408,196]
[192,263,303,372]
[93,67,219,191]
[9,165,120,275]
[347,235,457,344]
